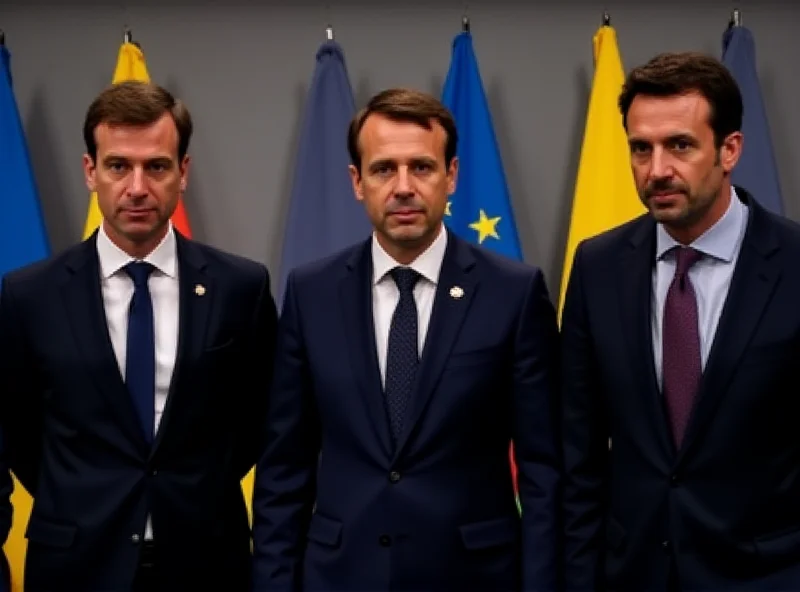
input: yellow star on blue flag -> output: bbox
[441,31,522,261]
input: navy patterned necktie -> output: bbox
[384,267,421,444]
[124,261,156,444]
[662,246,703,448]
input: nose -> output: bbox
[126,166,148,197]
[648,147,674,181]
[393,166,413,196]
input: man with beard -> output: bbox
[561,51,800,591]
[251,87,561,591]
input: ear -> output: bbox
[719,131,743,174]
[82,154,97,192]
[349,164,364,202]
[446,156,459,195]
[179,154,191,192]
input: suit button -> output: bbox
[131,534,140,544]
[662,540,671,552]
[379,535,392,547]
[389,471,401,483]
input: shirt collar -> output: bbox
[656,186,746,263]
[96,222,178,279]
[371,224,448,286]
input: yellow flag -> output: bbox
[82,42,150,240]
[558,25,645,317]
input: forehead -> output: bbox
[626,92,712,139]
[359,113,446,160]
[94,113,179,157]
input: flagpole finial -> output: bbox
[730,8,742,27]
[326,25,334,41]
[0,30,5,46]
[603,11,611,26]
[462,15,470,33]
[123,27,132,44]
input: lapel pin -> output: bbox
[449,286,464,299]
[194,284,206,296]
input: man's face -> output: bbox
[349,113,457,260]
[626,91,741,240]
[84,112,189,252]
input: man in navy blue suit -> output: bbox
[251,88,562,591]
[562,52,800,591]
[0,81,277,591]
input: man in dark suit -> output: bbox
[562,51,800,591]
[0,81,277,591]
[251,88,561,591]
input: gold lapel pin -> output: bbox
[449,286,464,299]
[194,284,206,296]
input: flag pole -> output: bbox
[326,25,334,41]
[462,15,470,33]
[729,8,742,28]
[0,29,5,46]
[603,11,611,26]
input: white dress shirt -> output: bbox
[96,222,180,540]
[371,225,447,387]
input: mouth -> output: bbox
[389,209,423,221]
[648,192,684,205]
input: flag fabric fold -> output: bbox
[722,24,784,215]
[559,25,644,316]
[244,39,365,520]
[441,31,523,261]
[276,39,368,307]
[0,42,50,592]
[82,42,192,240]
[441,30,523,507]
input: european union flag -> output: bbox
[441,31,522,261]
[722,23,784,215]
[277,40,370,306]
[0,41,49,281]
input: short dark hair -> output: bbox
[347,88,458,172]
[618,51,742,147]
[83,80,193,161]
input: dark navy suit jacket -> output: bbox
[252,230,561,591]
[0,231,277,591]
[562,188,800,591]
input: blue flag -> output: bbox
[722,24,784,215]
[277,40,370,306]
[0,43,49,281]
[441,31,522,261]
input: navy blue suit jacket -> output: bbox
[562,188,800,591]
[0,231,277,591]
[252,230,561,591]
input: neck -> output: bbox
[103,220,169,260]
[379,223,442,265]
[666,182,732,245]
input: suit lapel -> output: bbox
[61,234,147,452]
[676,192,781,465]
[393,233,477,459]
[339,239,394,458]
[618,219,674,458]
[151,234,213,456]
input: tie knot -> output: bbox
[673,246,703,277]
[124,261,155,287]
[390,267,420,295]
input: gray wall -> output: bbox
[1,0,798,298]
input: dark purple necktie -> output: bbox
[662,246,703,448]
